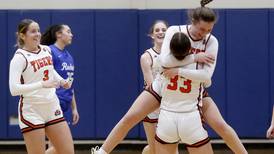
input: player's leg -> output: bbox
[181,110,213,154]
[154,109,180,154]
[187,142,213,154]
[155,141,178,154]
[45,121,74,154]
[99,91,160,153]
[202,97,247,154]
[23,129,46,154]
[46,102,72,154]
[142,110,159,154]
[142,122,157,154]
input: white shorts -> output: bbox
[143,78,164,123]
[156,109,209,147]
[143,110,159,123]
[18,98,65,133]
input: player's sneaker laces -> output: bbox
[91,146,100,154]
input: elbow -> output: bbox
[204,75,211,82]
[9,86,20,96]
[10,90,18,96]
[200,74,211,83]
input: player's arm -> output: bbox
[9,54,43,96]
[52,69,72,89]
[163,36,218,83]
[159,26,214,68]
[71,90,80,125]
[140,52,153,87]
[178,36,218,82]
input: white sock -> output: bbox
[98,148,107,154]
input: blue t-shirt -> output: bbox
[50,45,74,107]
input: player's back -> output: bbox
[160,63,203,113]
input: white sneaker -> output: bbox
[91,146,100,154]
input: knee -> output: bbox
[61,147,74,154]
[120,113,140,127]
[212,120,231,134]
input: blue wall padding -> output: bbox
[51,10,96,138]
[226,10,270,137]
[0,11,8,139]
[94,10,140,138]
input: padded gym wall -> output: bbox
[1,9,273,139]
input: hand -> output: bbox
[72,109,80,125]
[60,78,73,89]
[162,68,178,78]
[42,80,60,88]
[195,52,215,64]
[266,125,274,139]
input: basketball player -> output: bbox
[41,24,79,125]
[154,30,214,154]
[41,24,79,154]
[9,19,74,154]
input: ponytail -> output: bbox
[41,24,64,45]
[200,0,213,7]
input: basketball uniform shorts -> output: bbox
[155,109,210,147]
[18,99,65,133]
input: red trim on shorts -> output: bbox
[185,137,210,148]
[155,134,179,144]
[45,117,65,127]
[144,84,161,103]
[143,116,158,123]
[21,125,45,133]
[19,97,45,129]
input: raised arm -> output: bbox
[178,36,219,82]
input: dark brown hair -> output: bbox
[170,32,191,61]
[188,0,217,24]
[41,24,65,45]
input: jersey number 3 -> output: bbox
[167,75,192,93]
[43,70,49,81]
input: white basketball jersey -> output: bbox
[160,65,203,113]
[16,45,58,104]
[145,48,162,80]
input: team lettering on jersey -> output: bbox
[190,47,205,54]
[61,62,74,71]
[30,56,53,72]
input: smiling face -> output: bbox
[20,22,41,50]
[150,21,168,47]
[191,20,214,40]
